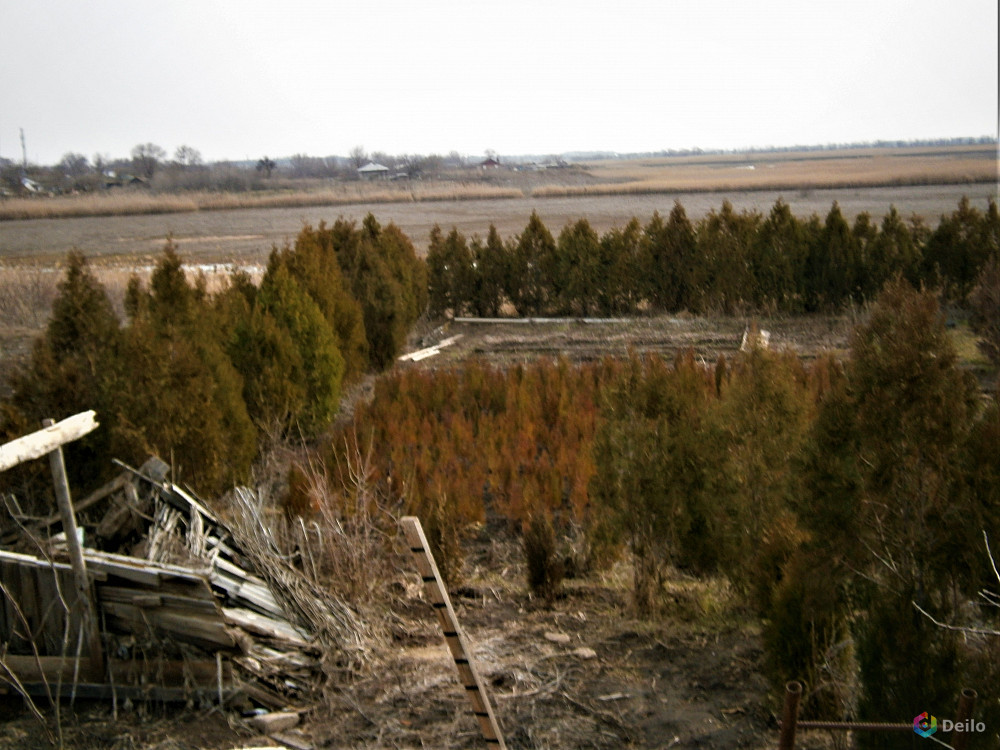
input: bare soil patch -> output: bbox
[411,313,855,371]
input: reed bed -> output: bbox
[0,183,526,222]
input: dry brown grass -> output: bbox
[0,267,61,331]
[0,183,526,222]
[0,262,260,334]
[534,146,998,198]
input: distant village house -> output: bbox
[358,161,390,179]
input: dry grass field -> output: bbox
[543,144,997,197]
[0,183,525,222]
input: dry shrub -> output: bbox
[0,267,60,329]
[275,438,399,608]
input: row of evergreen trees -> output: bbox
[327,280,999,748]
[428,197,999,316]
[0,214,426,501]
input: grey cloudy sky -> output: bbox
[1,0,997,165]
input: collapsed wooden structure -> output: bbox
[0,412,366,716]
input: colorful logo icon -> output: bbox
[914,712,938,737]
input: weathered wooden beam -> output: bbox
[49,475,129,528]
[400,516,507,750]
[42,417,104,677]
[0,411,98,472]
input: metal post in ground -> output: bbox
[778,681,802,750]
[952,688,978,750]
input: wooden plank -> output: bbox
[9,681,241,703]
[248,710,301,733]
[0,411,98,472]
[18,565,40,641]
[400,516,507,749]
[31,475,129,532]
[83,549,211,587]
[1,560,28,651]
[221,608,311,647]
[34,565,67,654]
[99,601,236,650]
[0,549,74,570]
[97,585,219,613]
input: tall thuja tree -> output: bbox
[509,211,556,315]
[696,201,758,314]
[555,219,602,315]
[804,202,859,309]
[371,217,427,327]
[708,347,814,611]
[751,199,809,312]
[769,357,858,718]
[644,202,698,312]
[277,224,369,382]
[115,244,257,496]
[851,212,878,300]
[807,280,981,744]
[216,273,308,432]
[589,351,716,613]
[469,225,507,317]
[923,197,993,301]
[865,205,921,295]
[1,252,123,497]
[332,215,427,369]
[253,259,345,433]
[599,218,643,314]
[426,225,475,317]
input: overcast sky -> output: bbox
[1,0,997,166]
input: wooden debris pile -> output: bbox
[1,455,368,709]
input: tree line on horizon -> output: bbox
[428,196,999,317]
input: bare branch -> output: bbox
[912,601,1000,637]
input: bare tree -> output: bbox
[131,142,166,179]
[57,152,90,178]
[173,145,203,169]
[256,155,276,178]
[349,145,368,169]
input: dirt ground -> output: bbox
[2,530,831,750]
[410,313,855,370]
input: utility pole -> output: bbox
[20,127,27,169]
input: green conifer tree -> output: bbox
[2,252,123,495]
[113,244,257,495]
[643,202,698,311]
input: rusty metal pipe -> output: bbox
[951,688,978,750]
[778,681,802,750]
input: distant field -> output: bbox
[557,144,998,196]
[0,144,996,263]
[0,183,995,265]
